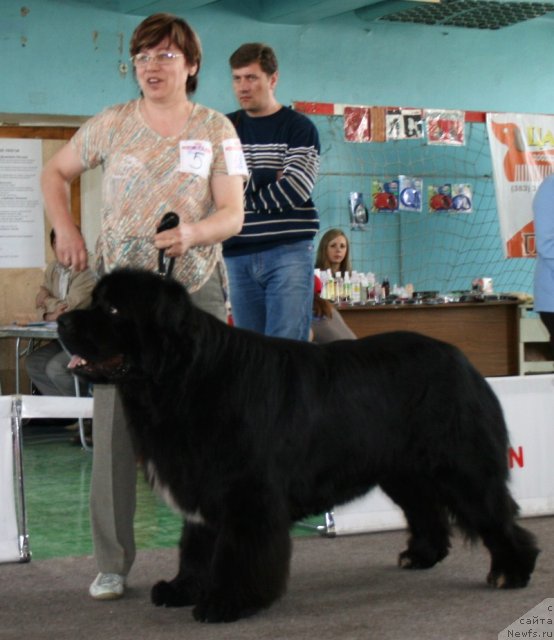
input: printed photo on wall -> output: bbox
[385,107,424,141]
[344,106,372,142]
[425,109,465,146]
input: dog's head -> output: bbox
[58,268,197,384]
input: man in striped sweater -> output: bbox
[224,43,320,340]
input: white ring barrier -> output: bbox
[2,376,554,556]
[0,394,93,563]
[330,375,554,535]
[0,396,19,563]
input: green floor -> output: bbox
[21,424,322,561]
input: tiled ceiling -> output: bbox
[377,0,554,29]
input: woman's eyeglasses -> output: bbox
[131,52,184,67]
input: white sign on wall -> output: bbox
[0,138,45,268]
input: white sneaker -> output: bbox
[89,572,125,600]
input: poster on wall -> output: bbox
[487,113,554,258]
[0,139,45,268]
[343,106,372,142]
[385,107,424,141]
[425,109,465,146]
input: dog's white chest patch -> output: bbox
[145,461,205,525]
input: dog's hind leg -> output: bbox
[446,478,539,589]
[483,519,540,589]
[151,521,216,607]
[193,486,292,623]
[380,476,451,570]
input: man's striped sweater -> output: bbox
[223,106,320,256]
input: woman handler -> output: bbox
[41,13,246,599]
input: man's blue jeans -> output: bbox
[225,239,314,341]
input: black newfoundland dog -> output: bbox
[58,268,538,623]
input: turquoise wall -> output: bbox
[2,0,553,117]
[1,0,551,293]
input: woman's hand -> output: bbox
[54,225,88,271]
[154,221,198,258]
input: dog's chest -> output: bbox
[145,460,206,525]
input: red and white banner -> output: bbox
[487,112,554,257]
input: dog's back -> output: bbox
[261,331,508,516]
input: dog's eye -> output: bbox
[108,306,119,315]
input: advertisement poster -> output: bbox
[487,113,554,257]
[0,138,45,268]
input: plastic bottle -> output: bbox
[335,271,344,303]
[343,271,352,302]
[359,272,368,304]
[366,272,376,301]
[382,276,390,298]
[325,269,335,301]
[351,271,361,305]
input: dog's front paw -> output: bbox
[151,579,196,607]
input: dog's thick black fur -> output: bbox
[58,268,539,623]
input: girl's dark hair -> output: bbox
[130,13,202,95]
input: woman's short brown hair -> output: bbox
[130,13,202,94]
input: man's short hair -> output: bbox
[229,43,278,75]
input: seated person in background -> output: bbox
[315,228,351,275]
[310,275,356,344]
[25,229,96,399]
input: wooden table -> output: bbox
[338,300,521,377]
